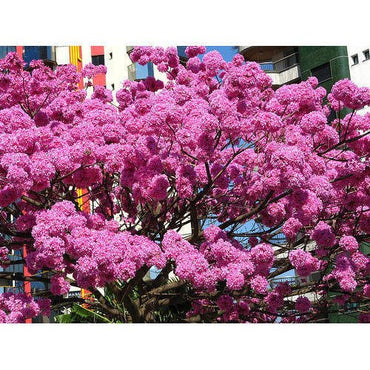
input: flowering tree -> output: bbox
[0,46,369,323]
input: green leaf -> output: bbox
[71,304,112,323]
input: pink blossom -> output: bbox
[50,274,70,296]
[265,292,284,313]
[81,63,107,79]
[311,221,336,248]
[0,292,49,323]
[289,249,320,277]
[185,46,206,58]
[339,236,359,253]
[282,218,303,241]
[295,296,311,313]
[250,275,269,295]
[0,246,9,267]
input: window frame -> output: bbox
[311,62,332,84]
[362,49,370,61]
[91,54,105,66]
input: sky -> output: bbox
[136,46,238,79]
[177,45,238,62]
[204,46,238,61]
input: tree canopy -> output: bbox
[0,46,369,323]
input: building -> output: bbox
[238,46,353,92]
[347,46,370,114]
[239,45,370,112]
[55,46,134,94]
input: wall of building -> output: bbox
[55,46,70,65]
[298,46,350,92]
[104,46,132,91]
[347,45,370,113]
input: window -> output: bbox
[91,54,105,66]
[0,46,16,59]
[363,49,369,61]
[351,54,359,65]
[109,52,113,60]
[135,62,154,79]
[111,83,115,90]
[311,62,331,83]
[23,46,51,65]
[260,62,274,71]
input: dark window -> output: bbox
[351,54,359,65]
[24,46,51,65]
[0,46,16,59]
[109,52,113,59]
[91,54,105,66]
[111,83,115,90]
[311,62,331,83]
[363,49,369,61]
[39,46,48,60]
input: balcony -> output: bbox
[239,47,301,87]
[259,53,300,86]
[260,52,298,72]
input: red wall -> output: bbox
[91,46,106,87]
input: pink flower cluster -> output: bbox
[264,291,284,314]
[311,221,336,248]
[295,296,311,313]
[185,46,206,58]
[50,274,71,296]
[130,46,179,73]
[215,295,251,322]
[81,63,107,79]
[282,217,303,241]
[289,249,320,277]
[329,79,370,110]
[28,201,165,289]
[250,243,275,276]
[338,236,359,253]
[0,293,50,323]
[163,226,259,292]
[0,246,9,267]
[325,251,369,293]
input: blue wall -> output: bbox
[0,46,16,59]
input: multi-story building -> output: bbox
[238,46,353,92]
[239,45,370,113]
[55,46,134,93]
